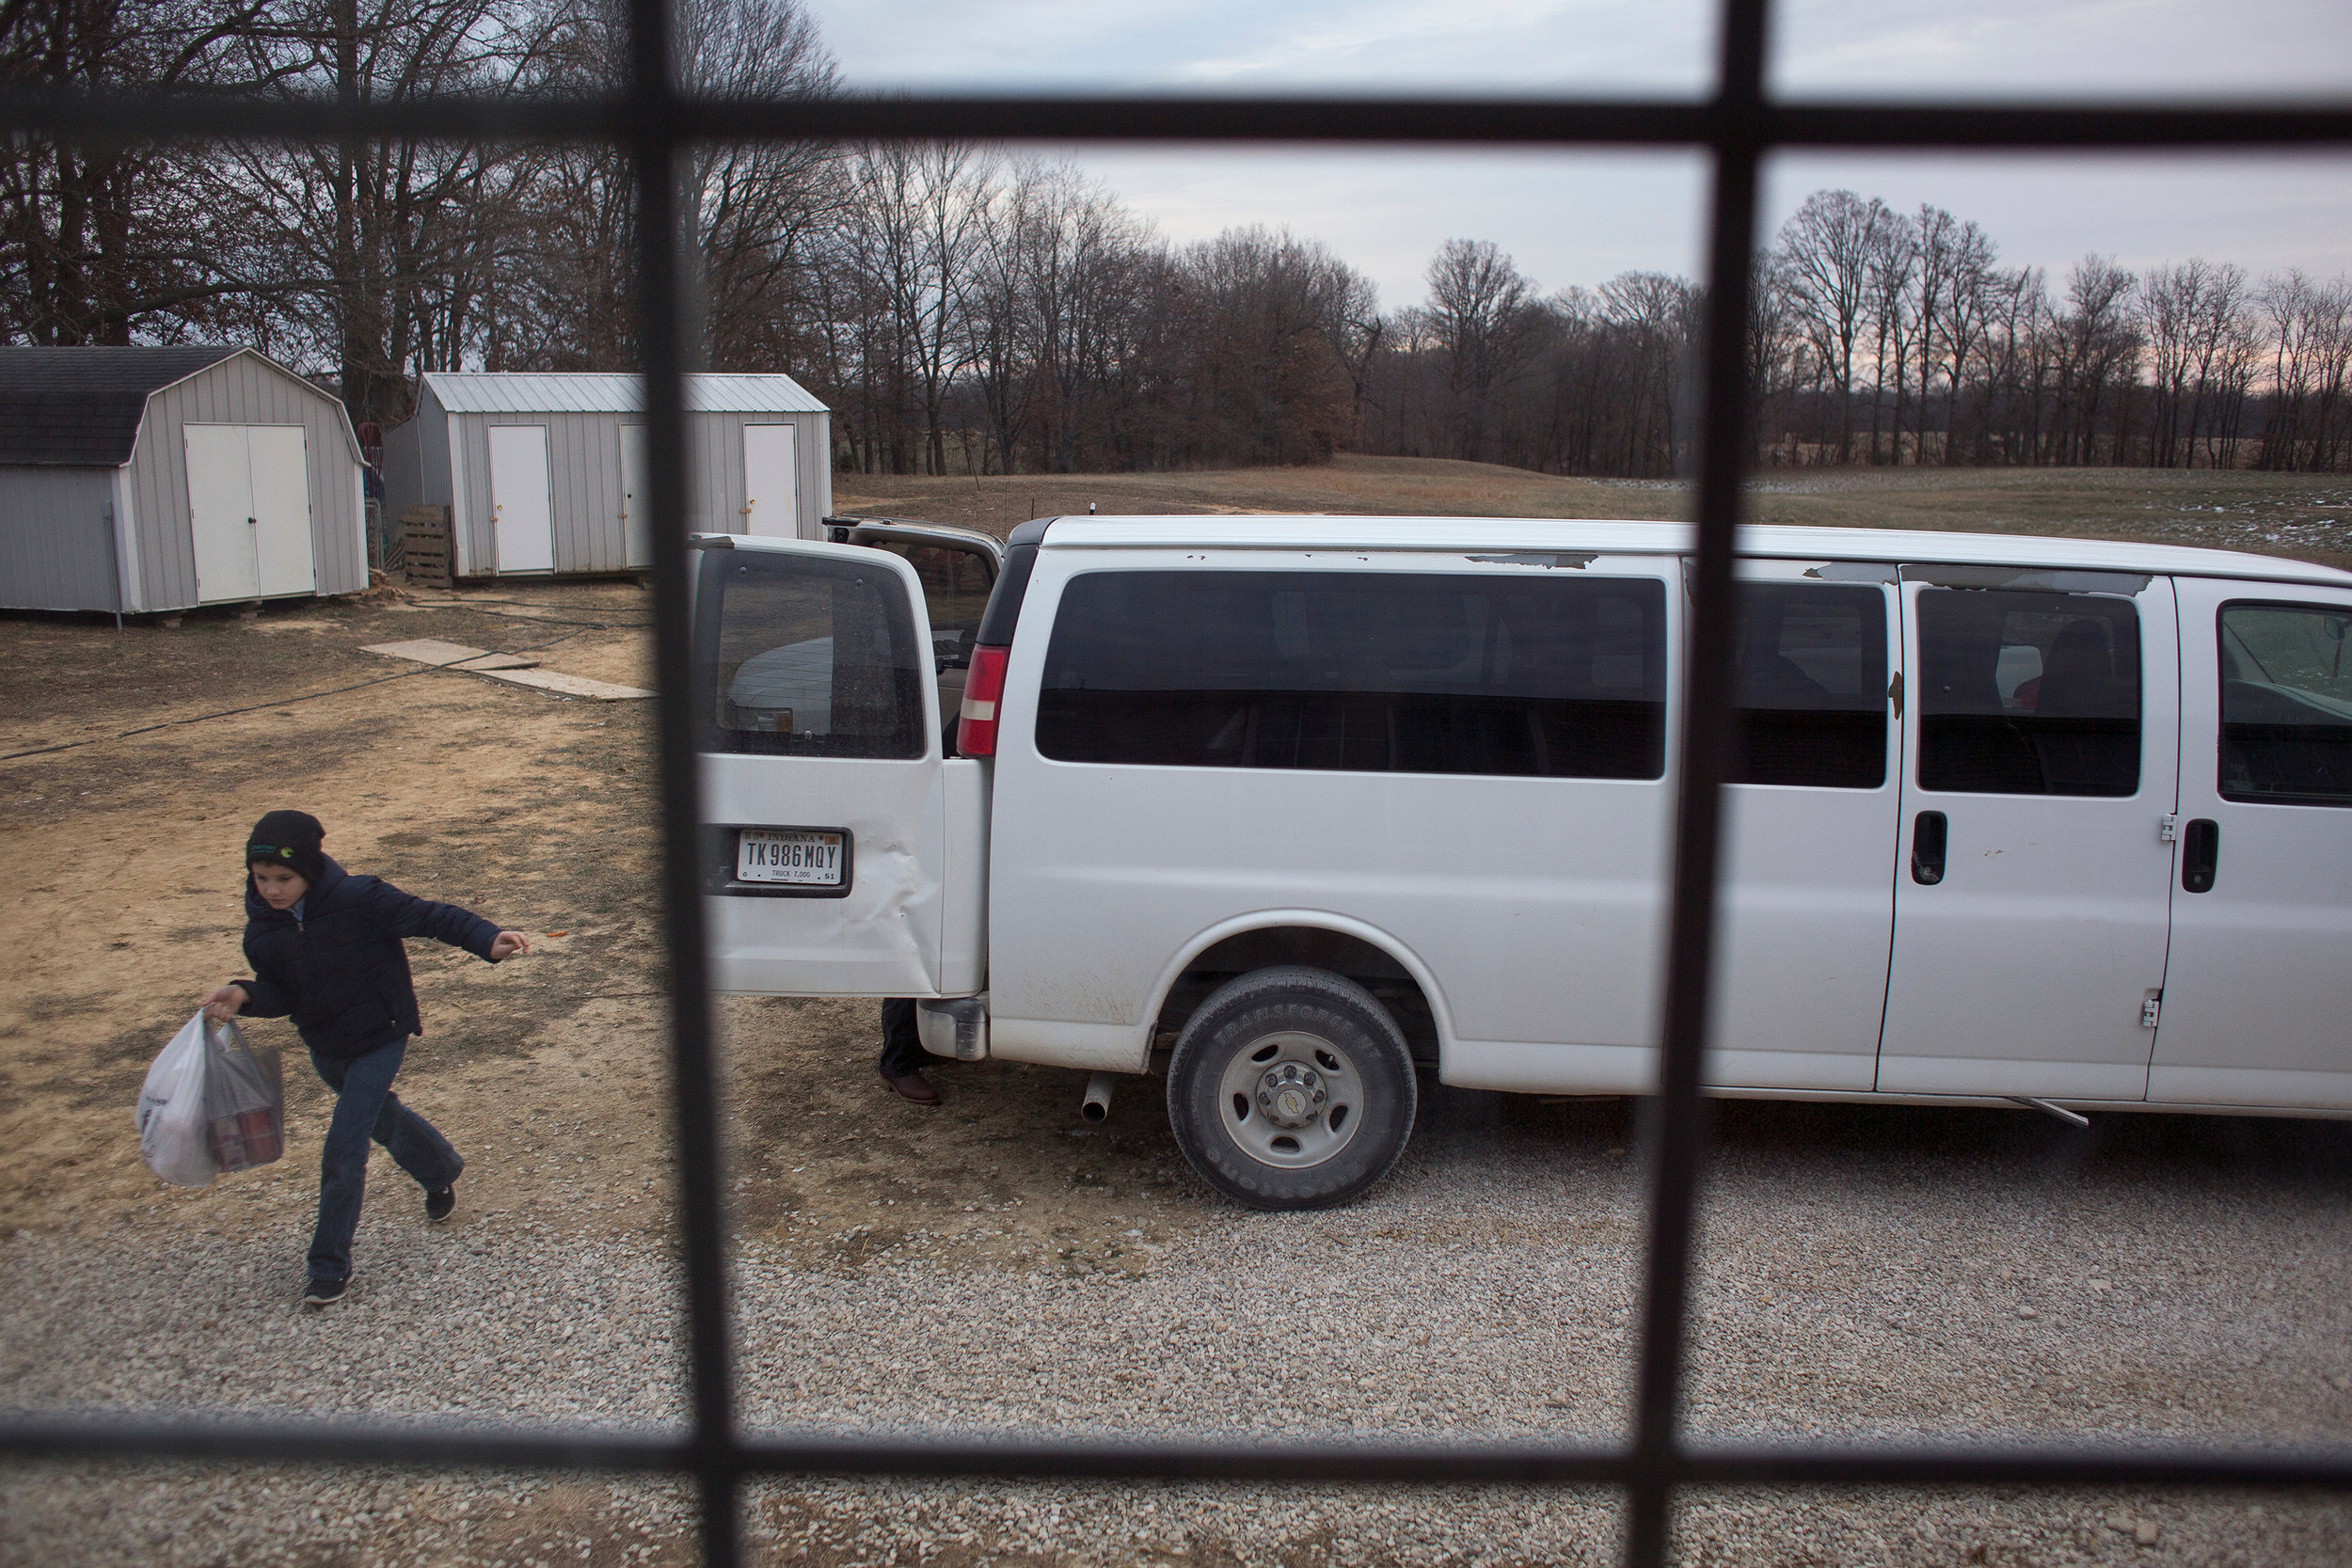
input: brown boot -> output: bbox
[881,1068,940,1104]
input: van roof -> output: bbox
[1035,515,2352,588]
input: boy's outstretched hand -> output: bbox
[488,931,531,961]
[201,984,247,1022]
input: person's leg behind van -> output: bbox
[878,998,938,1103]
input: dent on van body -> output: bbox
[700,751,947,996]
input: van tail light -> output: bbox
[957,644,1010,757]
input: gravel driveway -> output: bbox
[8,1073,2351,1566]
[6,579,2350,1565]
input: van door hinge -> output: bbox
[2141,993,2162,1029]
[2159,815,2180,843]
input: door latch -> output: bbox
[2141,993,2162,1029]
[2159,815,2180,843]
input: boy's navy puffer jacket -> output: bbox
[235,856,501,1059]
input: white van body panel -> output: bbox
[995,908,1470,1077]
[697,536,987,999]
[1039,515,2351,588]
[1708,560,1903,1093]
[982,546,1680,1091]
[2152,575,2352,1107]
[1877,576,2183,1101]
[696,516,2352,1123]
[703,749,947,995]
[937,758,991,995]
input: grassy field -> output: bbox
[840,454,2352,571]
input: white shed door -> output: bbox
[741,423,797,538]
[489,424,555,573]
[186,423,314,603]
[619,424,651,567]
[248,425,315,597]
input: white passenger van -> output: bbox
[694,515,2352,1210]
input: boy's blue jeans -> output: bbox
[307,1037,462,1283]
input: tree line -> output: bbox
[8,1,2349,475]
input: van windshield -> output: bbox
[1036,569,1666,779]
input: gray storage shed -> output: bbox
[0,346,368,614]
[380,372,833,579]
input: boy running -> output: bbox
[200,810,528,1307]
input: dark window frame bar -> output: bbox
[5,0,2351,1561]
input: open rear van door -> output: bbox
[693,536,988,998]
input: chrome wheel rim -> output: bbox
[1215,1029,1364,1170]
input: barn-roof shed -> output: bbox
[0,346,368,614]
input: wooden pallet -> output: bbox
[400,504,453,588]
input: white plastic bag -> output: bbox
[136,1012,217,1189]
[201,1021,283,1172]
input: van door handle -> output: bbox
[2182,818,2219,893]
[1911,810,1947,885]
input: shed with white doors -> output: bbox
[379,371,832,579]
[0,346,367,614]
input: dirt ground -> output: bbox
[8,457,2352,1562]
[0,577,1220,1278]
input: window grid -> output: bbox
[5,0,2351,1561]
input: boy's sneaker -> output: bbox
[303,1273,352,1307]
[425,1183,456,1222]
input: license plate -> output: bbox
[736,829,844,886]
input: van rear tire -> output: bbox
[1165,965,1418,1211]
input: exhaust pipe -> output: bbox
[1080,1072,1115,1123]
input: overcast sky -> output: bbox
[801,0,2352,309]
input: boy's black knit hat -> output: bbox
[246,809,326,886]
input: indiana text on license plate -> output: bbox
[737,829,843,886]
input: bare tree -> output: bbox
[1168,225,1371,466]
[1424,238,1540,463]
[1598,270,1699,476]
[0,0,285,347]
[2055,256,2139,465]
[1862,214,1918,464]
[1775,189,1887,463]
[2259,271,2352,472]
[1932,218,1995,464]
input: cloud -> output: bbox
[806,0,1708,92]
[1772,0,2352,98]
[802,0,2352,309]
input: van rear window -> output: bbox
[693,551,928,759]
[1036,570,1666,778]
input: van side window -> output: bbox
[693,551,927,758]
[2218,602,2352,805]
[1916,588,2140,796]
[1036,570,1667,779]
[1730,584,1887,788]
